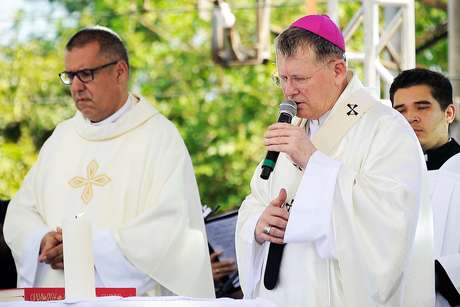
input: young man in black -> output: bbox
[391,68,459,169]
[391,68,460,307]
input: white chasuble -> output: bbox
[4,96,214,298]
[236,74,435,307]
[430,153,460,307]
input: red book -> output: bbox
[24,288,65,301]
[0,288,136,301]
[94,288,136,298]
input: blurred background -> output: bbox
[0,0,453,212]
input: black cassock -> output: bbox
[425,138,460,171]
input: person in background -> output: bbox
[0,199,16,289]
[391,68,460,307]
[210,250,242,298]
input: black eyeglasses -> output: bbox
[59,60,119,85]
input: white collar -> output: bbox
[89,94,135,126]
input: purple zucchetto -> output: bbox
[290,15,345,52]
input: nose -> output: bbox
[282,79,299,100]
[406,111,420,124]
[70,76,86,93]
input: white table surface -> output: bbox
[0,296,276,307]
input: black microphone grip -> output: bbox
[263,242,285,290]
[260,101,296,289]
[260,112,293,180]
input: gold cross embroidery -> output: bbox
[68,160,111,204]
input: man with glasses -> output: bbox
[236,15,434,306]
[390,68,460,307]
[4,26,214,298]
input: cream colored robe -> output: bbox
[430,153,460,306]
[4,97,214,298]
[236,75,435,306]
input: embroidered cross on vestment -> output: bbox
[346,103,359,116]
[68,160,111,204]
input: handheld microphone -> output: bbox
[260,101,297,180]
[263,241,285,290]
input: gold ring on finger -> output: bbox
[263,225,271,235]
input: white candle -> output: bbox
[62,215,96,300]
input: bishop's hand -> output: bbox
[264,122,317,169]
[255,188,289,245]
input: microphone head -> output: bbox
[280,100,297,118]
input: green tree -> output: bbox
[0,0,450,211]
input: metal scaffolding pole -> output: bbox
[337,0,415,100]
[327,0,339,24]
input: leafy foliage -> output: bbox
[414,1,447,71]
[0,0,449,211]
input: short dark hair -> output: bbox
[389,68,452,110]
[275,27,345,62]
[66,25,129,72]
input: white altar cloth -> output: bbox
[0,296,276,307]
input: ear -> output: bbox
[445,103,456,124]
[332,59,347,85]
[115,60,129,83]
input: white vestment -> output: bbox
[430,153,460,306]
[4,95,214,298]
[236,74,435,307]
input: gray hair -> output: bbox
[275,27,345,62]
